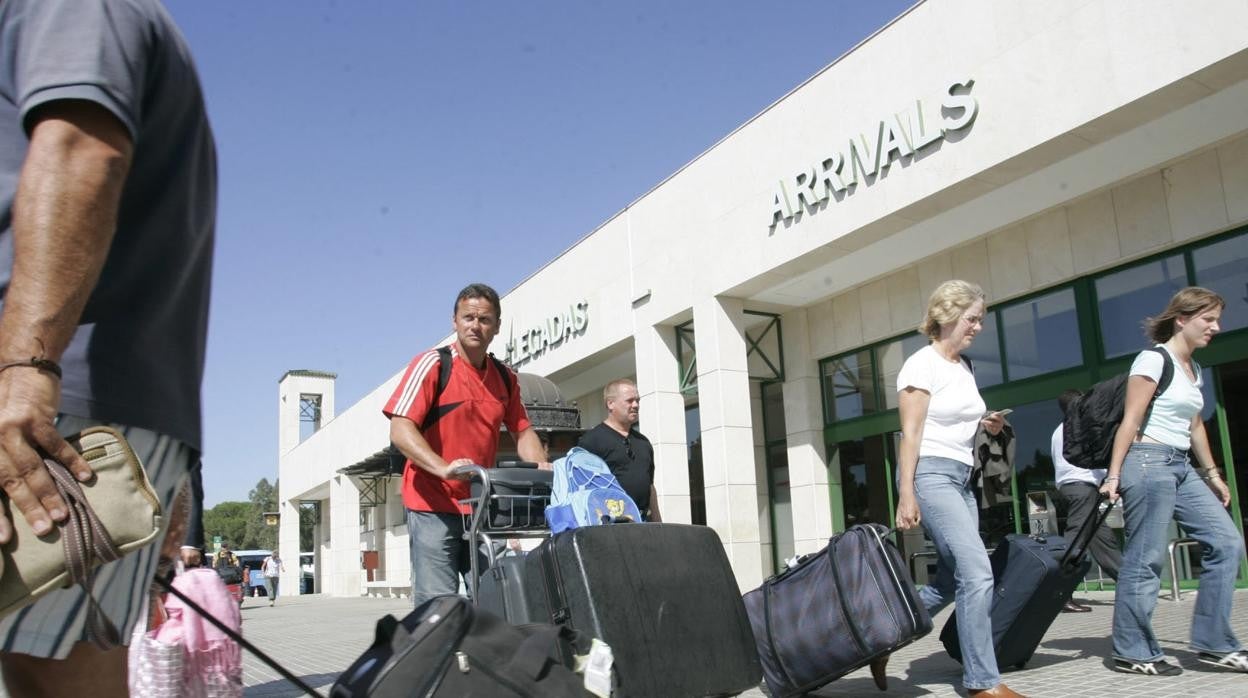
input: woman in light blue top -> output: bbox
[1101,287,1246,676]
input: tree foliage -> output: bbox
[203,477,281,551]
[203,501,250,549]
[245,478,278,551]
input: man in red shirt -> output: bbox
[384,283,548,606]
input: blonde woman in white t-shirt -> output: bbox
[1099,287,1246,677]
[894,280,1020,698]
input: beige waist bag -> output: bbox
[0,426,163,644]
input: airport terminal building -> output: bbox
[277,0,1248,597]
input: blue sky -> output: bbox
[164,0,916,507]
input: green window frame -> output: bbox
[818,224,1248,549]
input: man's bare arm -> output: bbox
[0,100,132,542]
[389,416,467,480]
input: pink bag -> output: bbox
[129,568,243,697]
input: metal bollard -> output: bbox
[1167,538,1199,601]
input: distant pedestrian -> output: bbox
[262,551,285,606]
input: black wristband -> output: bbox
[0,357,62,379]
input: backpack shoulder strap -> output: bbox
[1138,346,1175,435]
[961,355,974,373]
[419,346,455,431]
[487,352,513,401]
[1149,346,1174,399]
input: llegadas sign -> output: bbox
[769,78,978,232]
[503,301,589,367]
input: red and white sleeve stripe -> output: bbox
[384,349,440,420]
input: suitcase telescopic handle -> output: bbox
[1059,489,1118,568]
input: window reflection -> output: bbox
[822,350,876,421]
[1192,235,1248,334]
[1096,255,1187,358]
[829,436,891,528]
[685,405,706,526]
[1002,289,1082,380]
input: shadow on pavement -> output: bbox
[245,672,339,697]
[808,674,939,695]
[1040,634,1113,661]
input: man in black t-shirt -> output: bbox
[577,379,661,522]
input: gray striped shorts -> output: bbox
[0,414,192,659]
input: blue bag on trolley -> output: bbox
[545,447,642,533]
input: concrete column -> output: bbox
[329,475,362,597]
[278,499,302,595]
[781,309,836,556]
[692,296,763,591]
[634,324,691,523]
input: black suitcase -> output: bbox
[940,499,1114,669]
[469,463,552,529]
[329,594,586,697]
[524,523,761,698]
[742,524,933,697]
[477,554,535,625]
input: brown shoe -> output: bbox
[869,654,889,691]
[968,683,1027,698]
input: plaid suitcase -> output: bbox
[742,524,932,697]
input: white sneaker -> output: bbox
[1198,650,1248,673]
[1113,658,1183,676]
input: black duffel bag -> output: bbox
[330,594,589,697]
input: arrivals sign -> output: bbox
[503,301,589,367]
[769,79,978,232]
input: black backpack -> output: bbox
[330,594,589,697]
[1062,347,1174,470]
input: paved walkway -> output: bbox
[235,590,1248,697]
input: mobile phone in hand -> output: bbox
[984,408,1013,418]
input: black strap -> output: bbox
[508,624,570,679]
[1059,492,1117,569]
[1138,346,1174,435]
[538,544,571,625]
[154,574,325,698]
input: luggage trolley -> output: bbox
[454,461,552,615]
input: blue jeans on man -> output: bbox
[1113,443,1244,662]
[912,456,1000,691]
[407,509,487,607]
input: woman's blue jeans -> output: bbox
[1113,443,1244,662]
[913,456,1000,690]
